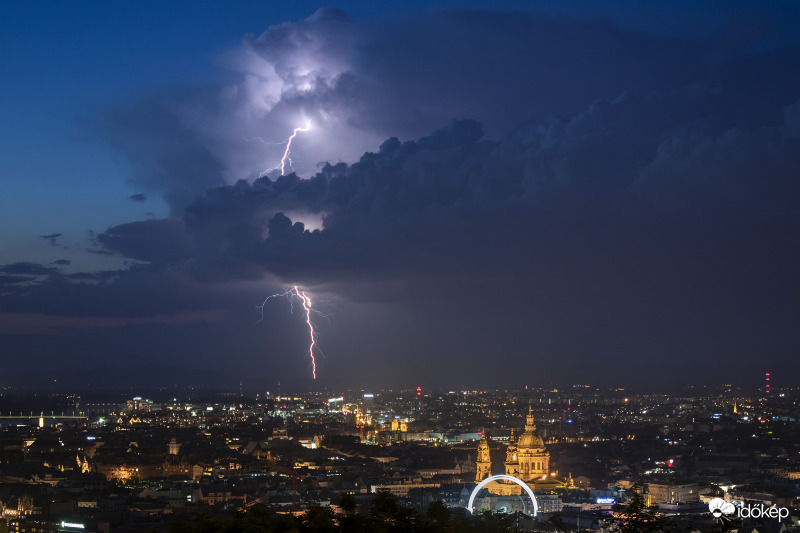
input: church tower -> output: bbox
[566,472,576,488]
[168,437,181,455]
[516,405,549,482]
[505,429,519,477]
[475,431,492,482]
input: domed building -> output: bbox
[515,405,550,482]
[474,405,562,497]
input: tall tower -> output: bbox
[517,405,549,483]
[765,372,771,396]
[168,437,181,455]
[505,429,519,477]
[475,431,492,482]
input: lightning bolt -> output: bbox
[296,289,317,380]
[280,121,311,176]
[257,285,325,379]
[246,120,312,177]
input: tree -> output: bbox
[368,490,420,533]
[336,493,368,532]
[425,500,457,533]
[338,493,357,515]
[303,505,336,533]
[468,509,515,533]
[547,514,567,531]
[426,500,450,525]
[610,485,673,533]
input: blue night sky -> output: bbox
[1,1,799,392]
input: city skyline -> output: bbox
[3,381,796,532]
[2,1,799,391]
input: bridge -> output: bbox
[0,412,86,420]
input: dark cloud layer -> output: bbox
[83,90,800,387]
[98,92,800,289]
[97,9,800,212]
[3,7,800,389]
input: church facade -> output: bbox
[474,406,569,497]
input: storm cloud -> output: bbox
[98,93,800,288]
[4,6,800,388]
[99,8,800,212]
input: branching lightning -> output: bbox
[250,121,318,377]
[280,121,311,176]
[247,120,311,177]
[257,286,326,379]
[296,290,317,379]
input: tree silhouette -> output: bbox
[165,491,522,533]
[610,485,672,533]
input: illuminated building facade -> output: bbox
[475,432,492,482]
[516,405,550,482]
[474,406,556,497]
[504,430,519,477]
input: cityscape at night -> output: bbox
[1,1,799,531]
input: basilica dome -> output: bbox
[517,428,544,449]
[517,406,544,449]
